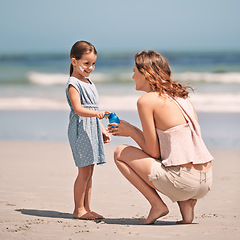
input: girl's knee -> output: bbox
[77,165,94,180]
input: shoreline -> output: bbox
[0,141,239,239]
[0,110,239,149]
[0,92,240,112]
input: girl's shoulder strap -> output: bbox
[67,77,82,94]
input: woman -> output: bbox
[108,50,213,225]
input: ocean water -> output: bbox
[0,51,240,149]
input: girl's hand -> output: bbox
[107,120,132,137]
[102,130,111,143]
[101,124,111,143]
[96,111,110,119]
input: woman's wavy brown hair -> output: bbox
[135,50,192,98]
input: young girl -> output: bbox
[66,41,111,220]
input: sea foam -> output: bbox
[1,93,240,112]
[27,71,240,85]
[174,72,240,84]
[28,72,112,85]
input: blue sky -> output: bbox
[0,0,240,53]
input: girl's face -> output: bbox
[132,65,151,92]
[71,52,97,79]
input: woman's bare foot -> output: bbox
[140,205,169,225]
[177,199,197,224]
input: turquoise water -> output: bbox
[0,51,240,111]
[0,51,240,149]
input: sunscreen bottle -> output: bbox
[104,112,120,127]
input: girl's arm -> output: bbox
[68,85,107,119]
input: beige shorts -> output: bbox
[148,161,212,202]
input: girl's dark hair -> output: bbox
[69,41,97,76]
[135,50,193,98]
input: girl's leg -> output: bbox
[83,166,93,213]
[73,165,95,219]
[84,168,104,219]
[114,145,169,224]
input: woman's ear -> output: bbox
[71,58,77,66]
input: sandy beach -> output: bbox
[0,141,239,240]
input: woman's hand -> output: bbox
[107,120,132,137]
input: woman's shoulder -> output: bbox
[137,92,166,106]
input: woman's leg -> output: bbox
[114,145,169,224]
[73,165,95,219]
[177,199,197,224]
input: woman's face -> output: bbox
[71,52,97,78]
[132,65,151,92]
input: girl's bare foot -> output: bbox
[140,205,169,225]
[91,211,104,219]
[73,209,95,220]
[177,199,197,224]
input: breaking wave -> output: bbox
[1,93,240,112]
[25,71,240,85]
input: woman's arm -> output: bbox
[134,94,160,158]
[68,85,107,119]
[109,94,160,159]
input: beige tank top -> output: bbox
[157,96,213,167]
